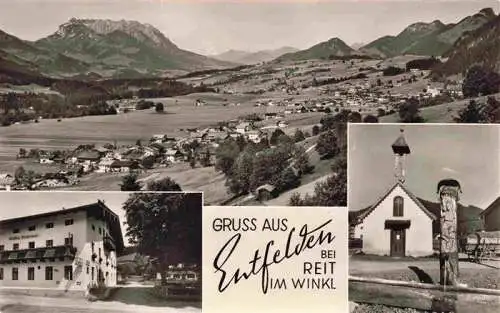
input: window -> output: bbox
[0,245,4,251]
[13,228,19,234]
[28,225,36,231]
[12,268,18,280]
[64,237,73,246]
[64,266,73,280]
[98,227,102,235]
[0,268,3,280]
[86,266,89,274]
[92,224,95,231]
[13,243,19,251]
[46,240,53,248]
[393,196,404,217]
[46,222,54,229]
[65,219,74,226]
[99,248,101,257]
[28,267,35,280]
[45,266,53,280]
[28,242,35,249]
[91,267,94,280]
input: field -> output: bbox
[0,91,324,172]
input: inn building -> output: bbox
[0,200,124,291]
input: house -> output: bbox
[480,197,500,231]
[76,150,101,164]
[246,130,265,143]
[0,174,14,191]
[0,200,124,290]
[235,122,252,134]
[110,160,136,173]
[165,149,184,163]
[255,184,278,201]
[96,158,115,173]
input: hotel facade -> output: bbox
[0,200,124,291]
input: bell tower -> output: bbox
[391,129,411,183]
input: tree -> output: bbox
[293,129,306,143]
[348,112,362,123]
[377,108,386,117]
[276,167,300,192]
[462,65,500,98]
[399,98,424,123]
[120,173,142,191]
[270,128,286,145]
[316,130,340,159]
[155,102,164,113]
[312,125,320,136]
[454,100,484,123]
[363,115,379,123]
[227,146,255,195]
[18,148,27,159]
[141,156,155,169]
[215,139,241,176]
[200,148,212,167]
[123,193,202,284]
[146,177,182,191]
[294,146,313,175]
[135,139,142,147]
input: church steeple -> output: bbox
[391,129,411,183]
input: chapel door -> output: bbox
[390,229,406,257]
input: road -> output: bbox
[0,286,201,313]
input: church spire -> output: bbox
[391,128,411,183]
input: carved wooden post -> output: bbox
[437,179,461,286]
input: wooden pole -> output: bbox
[438,181,461,286]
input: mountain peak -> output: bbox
[479,7,495,18]
[54,18,176,49]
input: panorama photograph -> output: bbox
[0,191,202,313]
[0,0,498,209]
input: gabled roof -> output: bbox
[479,196,500,217]
[354,182,437,223]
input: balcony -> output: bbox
[0,245,77,264]
[103,236,116,251]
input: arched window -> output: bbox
[393,196,404,217]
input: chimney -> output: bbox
[437,179,461,286]
[391,129,411,183]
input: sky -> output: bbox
[0,0,498,55]
[348,124,500,211]
[0,191,201,246]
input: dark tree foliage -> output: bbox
[120,173,142,191]
[270,128,286,145]
[363,115,379,123]
[293,129,306,143]
[399,98,424,123]
[316,130,340,159]
[155,102,164,113]
[312,125,320,136]
[462,66,500,98]
[146,177,182,191]
[348,112,362,123]
[455,97,500,123]
[123,193,202,283]
[215,139,241,175]
[383,66,406,76]
[405,57,441,71]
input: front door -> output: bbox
[390,229,406,257]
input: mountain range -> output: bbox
[1,18,234,79]
[360,8,497,58]
[0,8,498,81]
[434,13,500,76]
[212,47,299,64]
